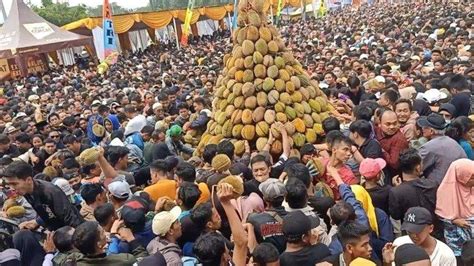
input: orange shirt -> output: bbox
[196,182,211,205]
[144,179,178,202]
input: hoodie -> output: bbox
[146,236,183,266]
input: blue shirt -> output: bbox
[459,139,474,160]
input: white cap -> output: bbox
[152,206,182,236]
[416,89,448,104]
[152,102,162,110]
[107,180,131,199]
[375,76,385,83]
[53,178,74,196]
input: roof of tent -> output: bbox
[0,0,92,58]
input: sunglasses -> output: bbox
[50,135,60,138]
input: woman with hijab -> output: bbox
[436,159,474,258]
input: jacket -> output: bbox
[25,180,84,230]
[80,202,96,221]
[165,137,194,156]
[146,236,183,266]
[76,239,147,265]
[329,184,393,261]
[189,110,210,131]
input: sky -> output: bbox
[2,0,150,15]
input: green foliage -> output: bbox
[86,3,132,17]
[33,3,88,26]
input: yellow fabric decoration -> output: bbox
[350,185,379,236]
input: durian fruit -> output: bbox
[195,0,327,157]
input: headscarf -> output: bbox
[351,185,379,236]
[435,159,474,220]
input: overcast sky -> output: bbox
[1,0,150,21]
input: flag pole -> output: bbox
[227,12,233,35]
[173,18,180,50]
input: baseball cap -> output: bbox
[283,211,319,239]
[152,206,182,236]
[401,207,433,234]
[438,103,456,116]
[417,89,448,104]
[259,179,286,200]
[167,125,183,137]
[416,113,447,130]
[52,178,74,196]
[375,76,385,83]
[410,55,421,61]
[394,244,430,266]
[152,102,162,111]
[121,199,147,226]
[107,180,132,199]
[359,158,386,179]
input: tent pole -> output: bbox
[0,0,6,23]
[270,1,274,24]
[227,12,233,35]
[173,18,180,50]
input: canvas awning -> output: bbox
[0,0,92,58]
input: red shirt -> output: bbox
[321,158,358,200]
[375,127,409,171]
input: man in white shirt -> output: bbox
[393,207,456,266]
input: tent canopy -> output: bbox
[0,0,92,58]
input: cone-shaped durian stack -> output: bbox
[195,0,330,156]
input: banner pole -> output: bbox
[173,18,180,50]
[227,12,233,35]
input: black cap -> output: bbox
[394,244,430,266]
[283,211,319,239]
[438,103,456,116]
[401,207,433,233]
[121,199,146,226]
[416,113,447,130]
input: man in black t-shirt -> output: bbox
[247,179,288,254]
[280,210,330,266]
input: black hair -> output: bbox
[140,125,154,135]
[382,89,400,105]
[194,97,206,106]
[15,132,31,144]
[44,138,56,145]
[394,98,413,112]
[63,134,79,145]
[105,146,129,166]
[4,161,33,180]
[191,202,213,229]
[62,116,76,127]
[178,182,202,210]
[399,148,422,174]
[80,183,104,205]
[330,134,353,149]
[217,140,234,159]
[285,163,311,188]
[252,243,280,265]
[53,226,74,253]
[47,113,59,123]
[97,105,110,115]
[285,179,308,209]
[177,102,189,110]
[203,144,218,164]
[63,158,80,170]
[330,201,356,226]
[399,61,412,72]
[149,159,170,174]
[446,116,474,142]
[349,120,372,139]
[194,232,226,266]
[250,154,271,168]
[337,221,371,251]
[0,134,9,145]
[353,105,373,121]
[448,74,468,91]
[93,203,115,227]
[72,221,101,256]
[347,76,361,89]
[322,117,341,133]
[176,162,196,182]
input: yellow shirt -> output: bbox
[144,179,178,202]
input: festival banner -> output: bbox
[102,0,118,65]
[0,54,48,81]
[181,0,195,46]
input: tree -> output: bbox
[33,3,88,26]
[86,3,130,17]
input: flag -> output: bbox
[232,0,238,29]
[181,0,195,46]
[317,0,327,18]
[102,0,118,64]
[275,0,284,25]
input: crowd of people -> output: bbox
[0,2,473,266]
